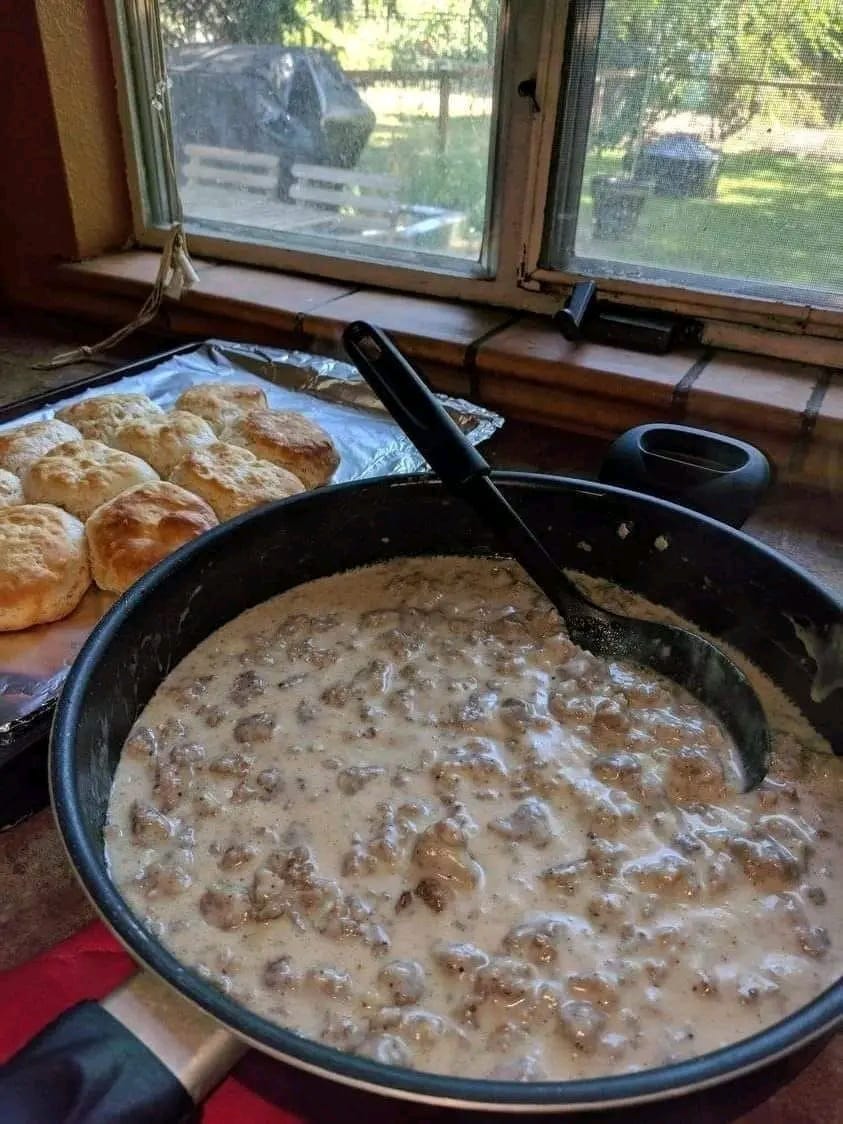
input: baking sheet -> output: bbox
[0,339,503,747]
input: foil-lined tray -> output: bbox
[0,339,503,752]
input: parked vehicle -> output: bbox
[167,45,376,197]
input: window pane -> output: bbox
[545,0,843,296]
[158,2,500,265]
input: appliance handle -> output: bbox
[0,971,244,1123]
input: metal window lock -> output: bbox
[516,77,541,113]
[554,281,700,354]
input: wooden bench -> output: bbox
[178,148,464,248]
[290,163,464,248]
[182,145,280,195]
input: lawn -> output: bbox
[357,107,843,292]
[357,114,493,248]
[578,150,843,292]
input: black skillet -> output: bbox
[0,357,840,1121]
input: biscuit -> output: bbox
[0,420,82,477]
[23,439,159,520]
[0,504,91,631]
[222,409,339,488]
[170,441,304,520]
[56,393,164,444]
[176,382,268,433]
[86,481,218,594]
[0,469,23,509]
[112,410,217,477]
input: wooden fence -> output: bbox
[346,66,493,152]
[346,64,843,152]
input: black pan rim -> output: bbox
[51,471,843,1108]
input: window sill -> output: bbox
[30,252,843,488]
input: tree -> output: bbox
[160,1,297,44]
[386,1,498,68]
[160,0,501,66]
[596,0,843,151]
[159,0,360,46]
[470,0,498,64]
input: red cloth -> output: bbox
[0,923,804,1123]
[0,921,303,1123]
[0,924,480,1123]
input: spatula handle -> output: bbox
[343,321,490,489]
[343,320,593,626]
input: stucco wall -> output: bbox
[0,0,131,303]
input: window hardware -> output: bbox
[516,77,541,113]
[554,281,701,354]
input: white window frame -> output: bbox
[108,0,843,364]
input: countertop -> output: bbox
[0,311,840,1121]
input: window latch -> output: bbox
[516,77,541,113]
[554,281,699,355]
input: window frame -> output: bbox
[528,1,843,329]
[109,0,556,308]
[108,0,843,363]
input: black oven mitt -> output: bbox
[0,1001,194,1124]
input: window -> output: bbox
[126,1,502,274]
[543,0,843,302]
[114,0,843,331]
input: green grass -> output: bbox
[579,150,843,291]
[358,115,492,237]
[358,112,843,291]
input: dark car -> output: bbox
[167,45,376,197]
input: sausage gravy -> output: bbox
[106,556,841,1080]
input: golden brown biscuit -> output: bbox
[0,420,82,477]
[56,393,164,444]
[0,504,90,631]
[175,382,268,434]
[222,409,339,488]
[0,468,23,509]
[22,439,159,521]
[112,410,216,477]
[170,441,304,520]
[86,481,218,594]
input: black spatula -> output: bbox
[343,319,770,790]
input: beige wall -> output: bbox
[0,0,131,303]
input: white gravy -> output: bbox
[106,556,841,1081]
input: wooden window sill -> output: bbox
[25,252,843,488]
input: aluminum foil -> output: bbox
[0,339,503,750]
